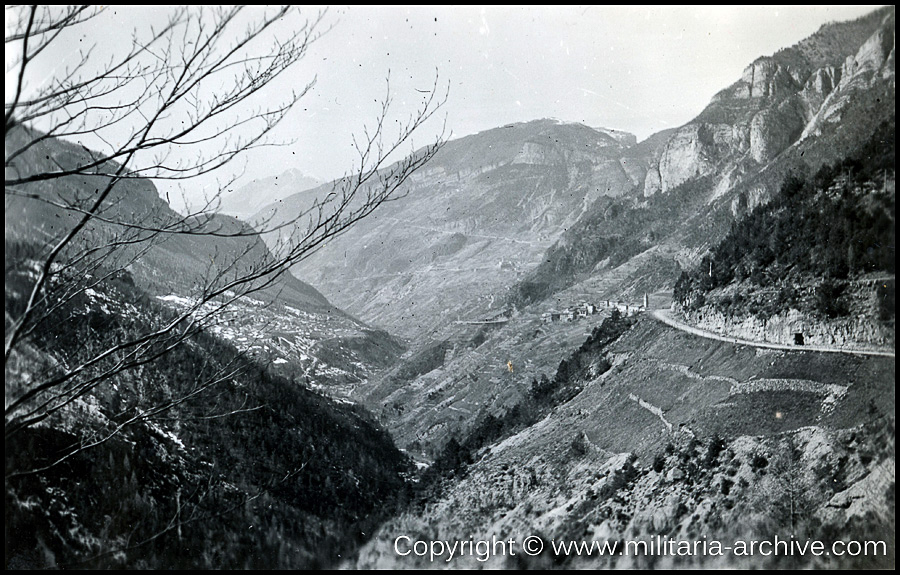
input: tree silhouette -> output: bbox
[5,5,447,469]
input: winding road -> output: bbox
[650,309,895,359]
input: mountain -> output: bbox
[4,125,330,311]
[7,6,895,570]
[645,6,894,198]
[644,7,894,196]
[253,119,651,340]
[516,6,896,308]
[5,128,412,567]
[218,168,322,221]
[341,9,895,568]
[351,312,895,568]
[4,125,403,395]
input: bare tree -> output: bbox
[4,5,447,469]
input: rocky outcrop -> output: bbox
[800,66,841,113]
[644,8,894,199]
[749,100,806,163]
[801,10,894,140]
[848,18,895,78]
[731,58,803,100]
[512,141,563,166]
[644,123,746,196]
[681,306,895,350]
[729,185,769,218]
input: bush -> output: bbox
[815,279,849,318]
[652,454,666,473]
[703,435,727,467]
[721,478,734,496]
[570,434,589,457]
[750,453,769,470]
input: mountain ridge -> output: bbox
[253,118,650,339]
[219,168,322,221]
[4,124,405,396]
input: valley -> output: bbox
[5,5,894,571]
[350,315,895,569]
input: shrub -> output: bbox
[652,454,666,473]
[721,478,734,496]
[750,453,769,470]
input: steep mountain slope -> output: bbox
[367,117,894,465]
[5,266,410,568]
[5,127,418,568]
[350,314,895,569]
[253,119,651,339]
[674,120,894,351]
[5,125,403,394]
[645,6,894,198]
[516,6,895,308]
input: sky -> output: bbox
[6,5,884,212]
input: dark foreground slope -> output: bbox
[5,126,413,567]
[5,265,409,569]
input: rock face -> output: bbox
[802,10,895,139]
[643,7,895,198]
[739,58,804,99]
[748,101,806,163]
[681,307,895,350]
[647,123,748,196]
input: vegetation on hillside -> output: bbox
[514,176,717,306]
[424,310,636,482]
[675,119,895,321]
[5,249,410,569]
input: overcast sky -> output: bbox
[7,5,883,210]
[258,6,881,180]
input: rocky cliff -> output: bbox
[680,306,895,351]
[643,7,894,198]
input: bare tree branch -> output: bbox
[4,4,448,480]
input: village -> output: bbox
[541,294,649,323]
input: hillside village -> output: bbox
[541,294,650,323]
